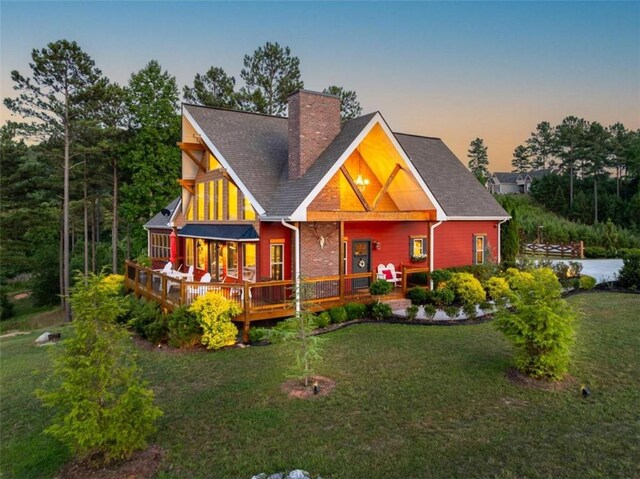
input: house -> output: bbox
[136,90,509,334]
[487,169,555,194]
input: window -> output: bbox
[474,235,486,265]
[185,238,194,267]
[409,236,427,261]
[227,242,238,278]
[186,197,194,221]
[209,153,221,171]
[150,233,170,259]
[243,243,256,282]
[216,179,223,220]
[208,181,214,220]
[243,196,255,220]
[196,239,207,270]
[197,183,205,220]
[270,243,284,280]
[228,182,238,220]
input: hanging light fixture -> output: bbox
[355,157,370,192]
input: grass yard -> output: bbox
[1,293,639,478]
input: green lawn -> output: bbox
[1,293,639,478]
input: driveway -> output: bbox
[551,258,623,284]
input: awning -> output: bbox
[178,224,259,242]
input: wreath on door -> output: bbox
[358,259,366,269]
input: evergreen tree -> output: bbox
[502,208,520,263]
[467,138,490,183]
[183,66,237,109]
[323,85,362,121]
[511,145,531,172]
[526,121,556,169]
[3,40,105,320]
[239,42,303,115]
[582,121,610,223]
[555,116,587,209]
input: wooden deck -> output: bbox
[124,261,429,341]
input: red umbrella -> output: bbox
[169,229,178,267]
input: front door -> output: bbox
[352,240,371,290]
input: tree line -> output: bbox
[1,39,362,320]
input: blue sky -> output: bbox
[1,1,638,170]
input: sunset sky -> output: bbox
[1,1,638,172]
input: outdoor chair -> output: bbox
[377,263,402,287]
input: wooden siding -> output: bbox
[432,220,499,269]
[258,222,292,281]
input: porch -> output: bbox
[124,260,429,341]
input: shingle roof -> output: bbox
[396,134,509,217]
[492,172,522,184]
[144,197,181,229]
[182,105,507,220]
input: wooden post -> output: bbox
[339,221,344,301]
[242,282,250,343]
[401,265,407,293]
[579,240,584,259]
[161,275,167,304]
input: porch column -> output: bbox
[339,221,344,300]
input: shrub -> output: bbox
[407,287,429,305]
[448,273,486,306]
[406,305,419,321]
[328,306,348,324]
[128,299,161,339]
[189,292,241,349]
[552,262,570,280]
[462,303,478,320]
[444,263,500,284]
[315,311,331,328]
[485,276,511,304]
[370,279,393,296]
[344,302,366,321]
[423,304,437,320]
[407,271,429,287]
[618,253,640,289]
[431,287,455,308]
[444,305,460,319]
[0,287,15,321]
[579,275,597,290]
[503,268,535,291]
[618,248,640,258]
[167,306,201,348]
[371,302,392,321]
[248,327,267,343]
[494,268,576,380]
[144,315,168,345]
[37,273,162,465]
[430,269,452,288]
[100,274,125,296]
[584,246,609,258]
[567,261,583,277]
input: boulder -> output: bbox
[35,332,52,344]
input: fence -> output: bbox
[522,241,584,259]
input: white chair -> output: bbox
[155,262,173,274]
[187,273,213,302]
[377,263,401,287]
[186,265,194,282]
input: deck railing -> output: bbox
[124,260,430,341]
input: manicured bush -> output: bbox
[423,304,437,320]
[248,327,267,344]
[584,246,609,258]
[167,306,201,348]
[618,253,640,289]
[462,303,478,320]
[494,268,576,380]
[579,275,597,290]
[370,279,393,296]
[407,287,429,306]
[448,273,486,306]
[431,287,455,308]
[128,298,161,339]
[406,305,419,321]
[485,276,511,305]
[144,315,168,345]
[503,268,535,291]
[371,302,392,321]
[344,302,366,321]
[99,274,125,296]
[430,269,452,288]
[444,263,500,284]
[328,306,348,324]
[37,273,162,465]
[618,248,640,258]
[315,311,331,328]
[444,305,460,319]
[189,292,241,349]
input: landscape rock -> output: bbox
[251,474,267,479]
[35,332,52,344]
[287,470,310,479]
[252,470,316,479]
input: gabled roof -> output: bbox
[181,104,508,221]
[144,197,181,230]
[492,172,522,184]
[397,134,508,218]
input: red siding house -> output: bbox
[143,90,508,304]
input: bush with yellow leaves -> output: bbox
[189,292,242,349]
[485,276,511,305]
[99,274,125,296]
[447,272,486,306]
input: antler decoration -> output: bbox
[312,223,338,250]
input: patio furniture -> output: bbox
[377,263,402,287]
[155,262,173,274]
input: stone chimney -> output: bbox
[288,90,341,179]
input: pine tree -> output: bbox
[511,145,531,172]
[502,208,520,263]
[467,138,490,183]
[323,85,362,121]
[183,66,237,109]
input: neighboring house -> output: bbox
[144,90,509,287]
[487,169,554,194]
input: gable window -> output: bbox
[228,182,238,220]
[216,179,223,220]
[243,196,255,220]
[150,233,170,259]
[185,238,194,267]
[209,153,221,171]
[186,197,194,221]
[270,243,284,280]
[208,181,214,220]
[473,235,486,265]
[409,236,427,262]
[197,183,205,220]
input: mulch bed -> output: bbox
[281,375,336,399]
[505,368,578,392]
[56,445,164,479]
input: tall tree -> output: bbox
[4,39,104,321]
[511,145,531,172]
[239,42,303,115]
[121,60,181,255]
[607,122,629,197]
[555,116,587,209]
[323,85,362,121]
[183,66,237,109]
[582,121,610,223]
[526,121,556,169]
[467,138,490,183]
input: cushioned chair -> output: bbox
[377,263,402,287]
